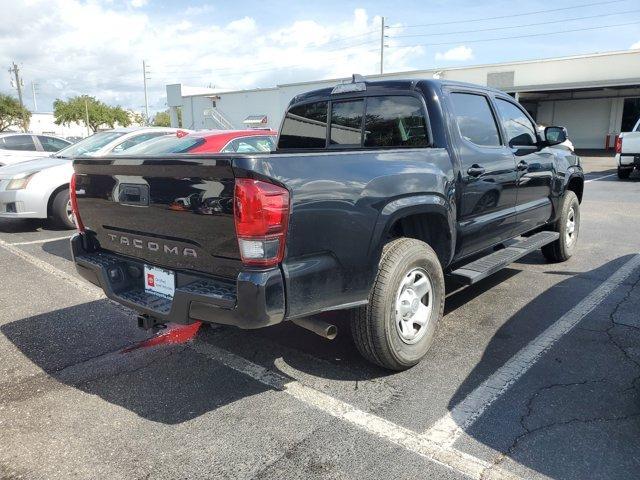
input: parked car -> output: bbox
[0,132,71,166]
[0,127,179,228]
[615,118,640,179]
[119,129,278,155]
[70,77,584,370]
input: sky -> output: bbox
[1,0,639,115]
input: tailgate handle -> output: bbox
[118,184,149,206]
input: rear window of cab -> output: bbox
[278,95,429,150]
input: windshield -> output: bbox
[117,135,204,155]
[55,131,125,158]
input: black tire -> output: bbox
[50,189,76,229]
[617,166,632,180]
[542,190,580,263]
[350,238,445,371]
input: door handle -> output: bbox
[467,165,485,177]
[517,160,529,171]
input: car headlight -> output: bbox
[6,173,35,190]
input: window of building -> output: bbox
[449,93,501,147]
[363,96,428,148]
[495,98,538,147]
[278,101,328,149]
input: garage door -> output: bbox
[549,98,611,149]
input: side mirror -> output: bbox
[544,126,567,146]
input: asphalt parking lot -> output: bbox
[0,154,638,480]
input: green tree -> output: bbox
[153,109,181,127]
[53,95,131,133]
[153,110,170,127]
[0,94,31,132]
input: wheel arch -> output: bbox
[46,183,70,217]
[370,194,455,269]
[566,173,584,203]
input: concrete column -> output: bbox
[169,107,180,128]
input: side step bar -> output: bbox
[450,231,560,285]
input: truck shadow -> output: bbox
[2,254,637,468]
[41,237,73,261]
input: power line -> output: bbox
[385,0,629,29]
[387,9,640,39]
[390,20,640,48]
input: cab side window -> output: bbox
[363,96,428,148]
[278,102,328,149]
[449,93,501,147]
[495,99,538,147]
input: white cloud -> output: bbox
[632,40,640,49]
[0,3,424,113]
[435,46,473,62]
[130,0,148,8]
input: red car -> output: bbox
[122,129,278,155]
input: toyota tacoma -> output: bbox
[70,77,584,370]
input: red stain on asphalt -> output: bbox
[122,321,202,353]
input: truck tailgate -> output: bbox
[73,156,241,279]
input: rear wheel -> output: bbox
[50,189,76,229]
[617,166,633,179]
[350,238,445,371]
[542,190,580,263]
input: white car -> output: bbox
[0,132,71,166]
[0,127,179,228]
[616,118,640,179]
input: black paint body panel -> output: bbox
[72,79,583,324]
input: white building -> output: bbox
[28,112,87,139]
[166,49,640,150]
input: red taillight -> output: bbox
[70,173,85,232]
[615,135,622,154]
[234,178,289,267]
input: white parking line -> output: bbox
[424,254,640,447]
[1,238,526,479]
[585,173,616,183]
[191,341,524,480]
[9,235,73,246]
[0,238,103,300]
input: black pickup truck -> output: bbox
[70,77,584,370]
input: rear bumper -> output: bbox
[70,234,285,329]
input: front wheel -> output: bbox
[50,189,76,229]
[542,190,580,263]
[350,238,445,371]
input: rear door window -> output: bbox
[278,101,328,149]
[363,96,428,148]
[1,135,37,151]
[38,136,70,152]
[449,93,501,147]
[330,100,363,146]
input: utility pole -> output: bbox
[380,16,385,75]
[8,62,27,131]
[31,82,39,111]
[142,60,150,125]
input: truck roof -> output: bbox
[289,78,507,106]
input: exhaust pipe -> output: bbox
[292,317,337,340]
